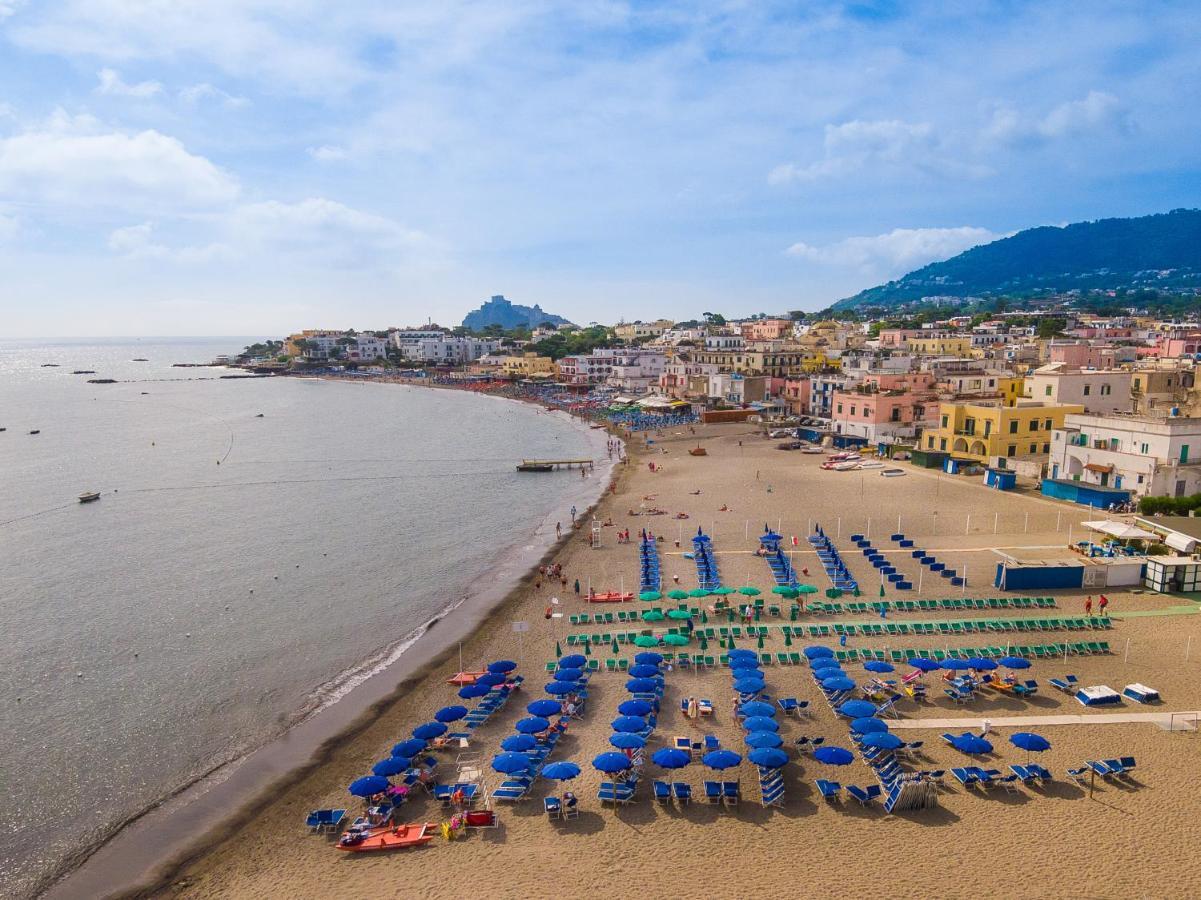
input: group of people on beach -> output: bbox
[1085,595,1111,615]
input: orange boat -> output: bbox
[587,591,635,603]
[337,822,437,852]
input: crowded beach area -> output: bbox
[171,420,1201,899]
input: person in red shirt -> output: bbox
[1084,596,1093,616]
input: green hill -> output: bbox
[833,209,1201,309]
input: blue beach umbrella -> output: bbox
[1010,733,1051,753]
[458,683,491,699]
[593,751,633,773]
[814,746,854,766]
[492,752,532,774]
[850,717,888,735]
[999,657,1032,669]
[907,658,941,672]
[950,734,993,755]
[821,676,856,691]
[860,732,904,751]
[744,731,784,749]
[541,761,581,781]
[558,654,587,668]
[618,700,654,717]
[515,716,550,734]
[941,659,972,672]
[864,660,895,673]
[348,775,389,797]
[544,681,576,695]
[742,716,779,733]
[634,652,664,665]
[609,732,647,749]
[629,664,661,679]
[611,715,648,733]
[967,658,997,670]
[392,739,426,758]
[501,734,537,752]
[748,748,789,768]
[734,677,766,694]
[805,645,835,660]
[837,700,878,719]
[527,699,563,717]
[626,678,659,693]
[434,705,468,723]
[727,650,758,663]
[476,673,506,688]
[738,701,775,718]
[554,668,585,682]
[651,748,691,769]
[702,749,742,770]
[488,660,518,674]
[372,757,408,777]
[412,721,447,740]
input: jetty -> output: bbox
[516,458,593,472]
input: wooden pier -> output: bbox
[516,458,594,472]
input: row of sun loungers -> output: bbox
[1069,758,1137,782]
[810,526,859,592]
[853,536,914,590]
[692,531,721,590]
[639,534,661,593]
[798,617,1110,638]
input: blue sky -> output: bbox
[1,1,1198,336]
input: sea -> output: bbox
[0,338,604,898]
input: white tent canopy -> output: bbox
[1082,520,1158,542]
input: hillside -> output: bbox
[462,295,572,330]
[833,209,1201,309]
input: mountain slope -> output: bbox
[833,209,1201,309]
[462,295,572,330]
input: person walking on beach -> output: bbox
[571,505,577,524]
[1084,596,1093,616]
[556,522,562,537]
[574,578,580,595]
[1099,594,1109,615]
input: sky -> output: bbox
[1,1,1198,336]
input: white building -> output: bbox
[1024,364,1133,414]
[807,373,858,420]
[1049,413,1201,496]
[606,349,668,392]
[558,350,618,385]
[397,335,500,364]
[704,334,744,351]
[343,334,388,361]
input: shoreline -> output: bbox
[40,379,623,900]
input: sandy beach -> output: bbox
[152,422,1201,900]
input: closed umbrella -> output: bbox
[741,716,778,733]
[744,731,784,749]
[515,716,550,734]
[821,676,856,691]
[634,652,664,665]
[860,732,904,751]
[629,664,661,679]
[850,717,888,735]
[501,734,537,752]
[541,761,581,781]
[527,699,562,717]
[544,681,575,695]
[738,701,775,718]
[611,715,648,733]
[610,732,647,750]
[625,677,659,693]
[814,746,854,766]
[434,705,468,723]
[559,654,587,668]
[907,658,941,672]
[348,775,389,797]
[950,733,993,755]
[412,722,447,740]
[618,700,654,717]
[837,700,878,718]
[652,748,691,769]
[702,749,742,769]
[492,752,533,774]
[593,752,633,773]
[864,660,895,673]
[748,748,789,768]
[391,739,426,758]
[372,757,408,777]
[488,660,517,674]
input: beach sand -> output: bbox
[159,423,1201,900]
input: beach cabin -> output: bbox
[984,468,1017,491]
[1142,556,1201,594]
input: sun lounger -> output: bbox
[778,697,800,716]
[1118,756,1136,775]
[816,779,842,801]
[998,774,1020,793]
[1066,766,1089,783]
[846,785,882,806]
[1049,675,1078,693]
[492,781,531,801]
[673,782,692,804]
[598,781,636,804]
[704,780,723,804]
[1009,764,1035,785]
[654,780,672,802]
[704,735,720,752]
[722,781,740,807]
[544,797,562,819]
[1087,760,1116,779]
[951,767,978,786]
[698,699,714,716]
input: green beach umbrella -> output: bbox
[771,586,796,597]
[667,589,689,600]
[789,605,799,621]
[584,642,592,656]
[663,633,689,646]
[555,641,562,658]
[667,609,691,620]
[738,586,761,597]
[700,610,708,623]
[757,634,765,649]
[853,587,861,597]
[879,584,886,597]
[726,609,735,622]
[688,588,710,598]
[642,609,665,622]
[611,638,619,654]
[640,591,662,602]
[784,631,793,646]
[699,636,709,650]
[634,635,659,647]
[796,584,818,594]
[713,586,736,596]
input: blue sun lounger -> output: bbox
[1049,674,1079,693]
[951,767,978,787]
[598,781,636,804]
[704,781,723,804]
[1026,763,1053,783]
[654,780,672,802]
[846,785,881,806]
[816,779,842,801]
[673,782,692,803]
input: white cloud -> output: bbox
[179,83,250,108]
[0,0,26,20]
[769,119,988,184]
[308,144,348,162]
[95,67,162,98]
[786,226,997,273]
[0,112,240,209]
[107,222,230,262]
[985,91,1131,146]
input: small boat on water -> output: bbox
[72,370,96,375]
[40,364,59,367]
[337,822,436,852]
[131,358,149,362]
[79,491,101,503]
[29,429,40,435]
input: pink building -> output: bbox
[740,319,793,341]
[1154,335,1201,358]
[782,377,811,415]
[1048,342,1137,368]
[830,372,938,442]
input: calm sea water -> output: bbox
[0,338,598,898]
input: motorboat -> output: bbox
[79,491,101,503]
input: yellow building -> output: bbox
[501,353,556,377]
[921,400,1084,462]
[910,336,972,356]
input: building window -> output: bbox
[1043,443,1050,453]
[1083,384,1091,396]
[928,436,935,448]
[1007,444,1016,456]
[1101,384,1110,396]
[939,438,947,451]
[1045,385,1052,396]
[941,414,948,428]
[1045,419,1052,430]
[1141,442,1149,454]
[1009,420,1018,434]
[837,403,843,414]
[1029,420,1038,432]
[1030,443,1037,453]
